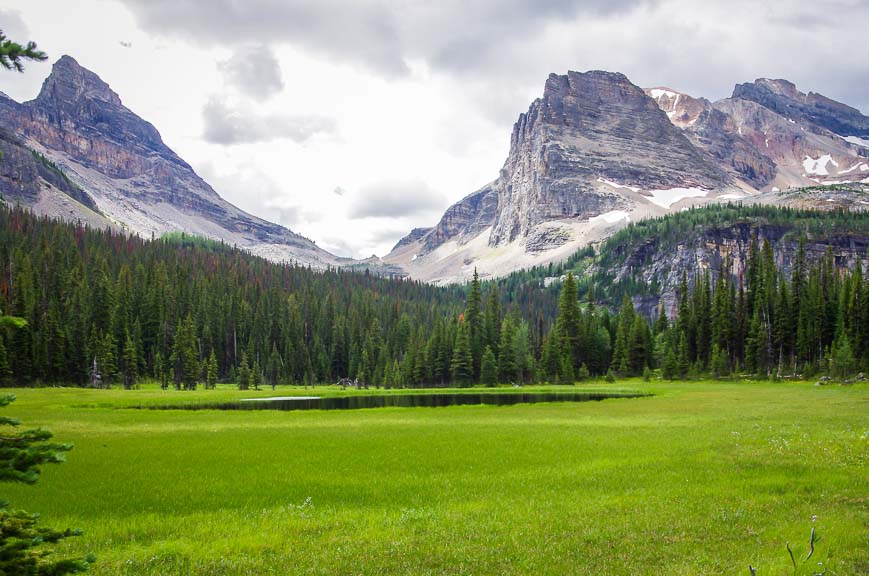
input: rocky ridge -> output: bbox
[0,56,342,268]
[386,72,869,284]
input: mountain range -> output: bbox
[1,56,867,284]
[384,71,869,283]
[0,56,341,268]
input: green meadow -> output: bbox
[2,380,866,575]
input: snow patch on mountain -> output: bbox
[843,135,869,148]
[802,154,838,176]
[589,210,630,224]
[645,187,710,209]
[597,177,640,192]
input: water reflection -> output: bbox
[149,391,648,411]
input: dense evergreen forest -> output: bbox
[0,203,866,389]
[494,203,869,307]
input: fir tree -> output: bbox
[480,346,497,387]
[451,320,473,386]
[206,349,219,389]
[121,332,138,390]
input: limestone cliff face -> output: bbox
[424,182,499,251]
[601,217,869,317]
[390,70,733,268]
[0,56,340,267]
[388,70,868,284]
[490,71,728,245]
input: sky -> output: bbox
[2,0,868,258]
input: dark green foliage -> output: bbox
[450,320,473,386]
[480,346,497,387]
[0,203,865,386]
[0,395,70,484]
[0,30,47,73]
[0,395,92,574]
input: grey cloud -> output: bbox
[333,186,346,196]
[0,9,29,40]
[202,97,335,145]
[219,44,284,100]
[120,0,407,76]
[348,180,446,219]
[124,0,869,128]
[119,0,644,78]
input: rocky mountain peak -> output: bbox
[732,78,869,137]
[644,87,709,129]
[34,55,122,108]
[0,55,345,270]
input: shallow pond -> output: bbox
[146,391,648,411]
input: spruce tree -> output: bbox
[465,269,483,379]
[237,352,250,390]
[497,316,517,383]
[206,349,219,389]
[480,346,497,387]
[555,273,581,372]
[450,320,473,386]
[121,333,138,390]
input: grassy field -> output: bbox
[2,380,866,575]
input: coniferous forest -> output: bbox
[0,204,867,389]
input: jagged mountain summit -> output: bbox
[0,55,341,268]
[386,71,869,284]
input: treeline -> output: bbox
[0,204,866,389]
[0,205,472,388]
[541,236,869,381]
[493,203,869,306]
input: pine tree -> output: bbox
[497,316,517,383]
[252,359,262,390]
[465,268,484,379]
[483,287,502,356]
[237,352,250,391]
[450,320,473,386]
[121,332,138,390]
[662,338,678,380]
[480,346,497,387]
[830,336,855,380]
[555,273,581,372]
[511,321,532,384]
[206,349,219,389]
[710,344,729,379]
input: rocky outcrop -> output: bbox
[490,71,728,245]
[423,182,499,251]
[0,56,340,268]
[645,81,869,192]
[733,78,869,138]
[598,213,869,316]
[0,128,92,206]
[645,88,776,188]
[391,227,432,251]
[389,70,869,284]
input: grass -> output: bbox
[2,380,866,575]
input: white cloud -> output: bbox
[202,96,335,145]
[349,180,447,219]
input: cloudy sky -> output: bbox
[2,0,868,257]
